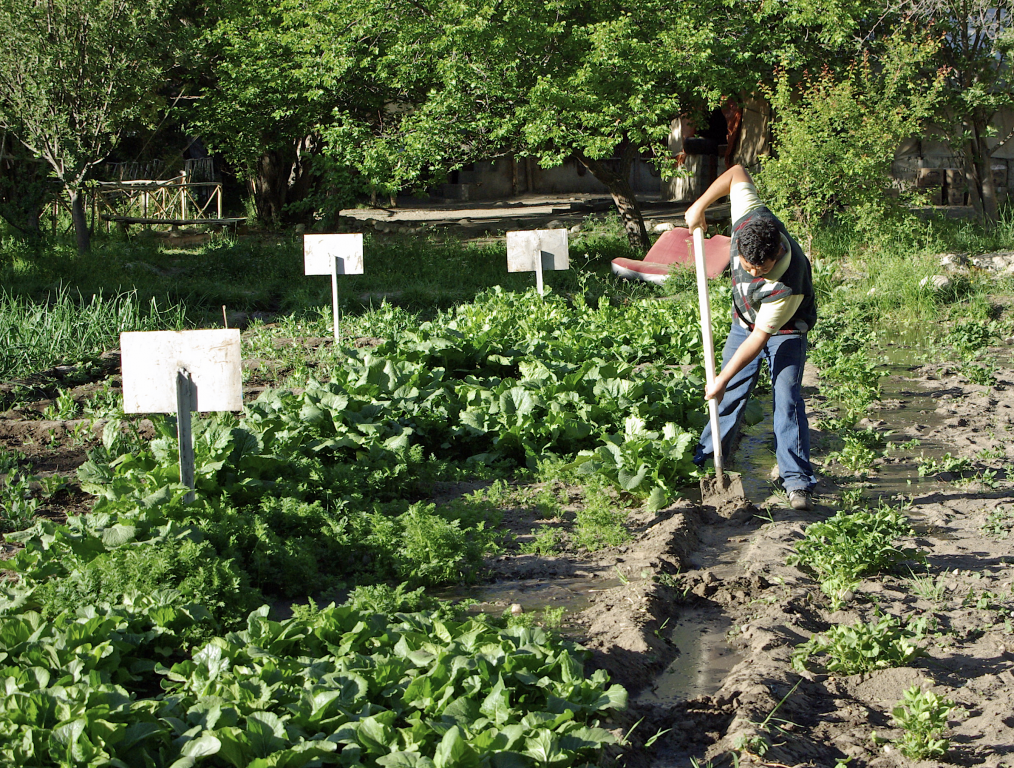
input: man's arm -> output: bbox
[705,327,771,403]
[685,164,753,233]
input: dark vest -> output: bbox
[730,207,817,335]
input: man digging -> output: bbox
[686,164,818,511]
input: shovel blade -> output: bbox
[700,472,747,506]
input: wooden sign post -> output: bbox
[506,229,569,295]
[120,329,243,503]
[303,234,365,342]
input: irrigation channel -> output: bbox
[2,337,1013,766]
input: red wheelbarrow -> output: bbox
[611,227,731,284]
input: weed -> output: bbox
[826,429,880,474]
[0,473,39,532]
[733,679,804,760]
[733,733,770,758]
[962,588,997,611]
[906,571,949,604]
[917,453,972,477]
[82,385,123,420]
[982,506,1014,540]
[890,686,956,760]
[42,388,79,421]
[572,485,631,551]
[532,484,563,517]
[70,420,92,446]
[837,487,866,512]
[960,359,997,385]
[471,478,512,506]
[959,467,1000,489]
[0,445,25,474]
[948,318,995,353]
[788,502,924,607]
[541,606,565,630]
[520,526,567,555]
[976,445,1005,461]
[792,614,928,674]
[36,474,70,499]
[342,582,439,615]
[505,608,537,629]
[882,437,921,457]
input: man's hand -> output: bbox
[685,204,707,234]
[705,378,727,404]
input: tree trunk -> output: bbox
[251,138,319,226]
[68,187,90,253]
[251,149,290,226]
[963,120,999,225]
[576,142,649,251]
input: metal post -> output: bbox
[534,246,545,296]
[176,368,196,504]
[330,255,341,343]
[217,184,222,219]
[180,170,188,220]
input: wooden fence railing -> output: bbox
[92,171,232,227]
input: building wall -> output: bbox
[893,109,1014,206]
[439,153,662,201]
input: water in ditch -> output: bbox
[635,607,741,705]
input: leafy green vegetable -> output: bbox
[792,614,929,674]
[788,502,924,608]
[0,602,626,767]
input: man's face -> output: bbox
[743,257,779,278]
[741,244,785,278]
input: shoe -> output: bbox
[788,489,814,511]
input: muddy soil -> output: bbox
[3,336,1014,767]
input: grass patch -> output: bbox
[0,286,185,379]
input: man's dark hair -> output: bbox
[738,217,782,266]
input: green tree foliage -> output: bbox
[191,0,409,225]
[320,0,747,249]
[0,0,180,251]
[0,132,52,237]
[756,34,944,244]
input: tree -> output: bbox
[316,0,747,250]
[190,0,409,226]
[0,0,178,251]
[900,0,1013,223]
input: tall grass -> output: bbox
[808,210,1014,331]
[0,213,640,324]
[0,287,186,379]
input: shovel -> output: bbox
[691,228,746,505]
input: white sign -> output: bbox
[304,234,365,342]
[303,234,364,276]
[121,329,243,414]
[506,229,569,294]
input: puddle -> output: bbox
[636,607,742,703]
[434,576,624,621]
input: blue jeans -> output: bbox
[694,323,816,493]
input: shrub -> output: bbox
[756,34,943,245]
